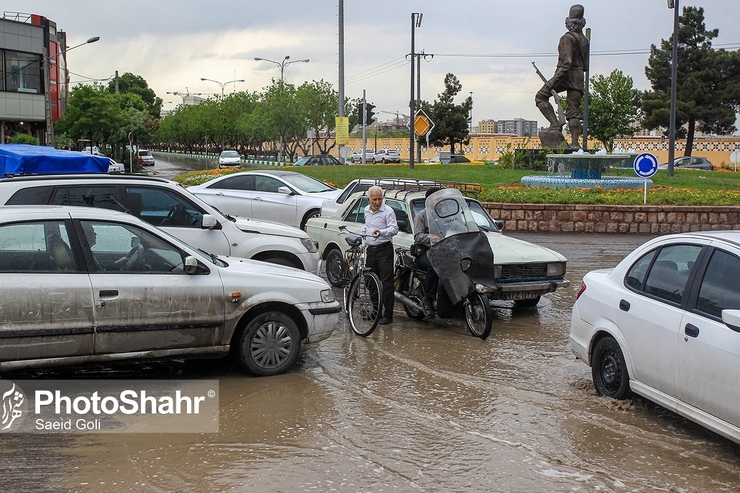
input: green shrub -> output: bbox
[11,134,38,145]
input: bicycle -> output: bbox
[337,225,383,337]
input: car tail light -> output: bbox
[575,281,586,300]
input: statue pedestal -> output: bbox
[538,128,566,149]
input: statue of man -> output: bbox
[536,4,590,148]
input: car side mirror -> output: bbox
[722,309,740,333]
[494,219,504,231]
[397,219,411,234]
[277,186,293,195]
[201,214,218,229]
[183,255,204,275]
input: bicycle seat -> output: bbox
[344,235,362,247]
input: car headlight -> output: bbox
[320,289,335,303]
[547,262,565,277]
[300,237,318,253]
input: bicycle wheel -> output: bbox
[464,292,493,340]
[347,271,382,337]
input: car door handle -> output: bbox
[619,299,630,311]
[254,197,263,201]
[214,192,224,196]
[684,323,700,338]
[99,290,118,297]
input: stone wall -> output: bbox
[482,203,740,234]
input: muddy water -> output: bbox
[3,234,740,492]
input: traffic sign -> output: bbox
[414,111,433,137]
[730,150,740,164]
[128,132,133,143]
[633,152,659,178]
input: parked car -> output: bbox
[658,156,714,170]
[218,150,242,168]
[188,170,342,230]
[0,174,320,273]
[570,231,740,445]
[82,146,103,156]
[350,149,374,164]
[320,177,444,218]
[293,155,343,166]
[137,149,155,166]
[0,206,339,376]
[107,158,125,174]
[372,149,401,164]
[306,180,569,308]
[429,155,485,165]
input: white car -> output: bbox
[372,149,401,164]
[306,181,569,307]
[189,170,342,230]
[320,177,443,218]
[350,149,374,164]
[570,231,740,445]
[0,174,321,273]
[137,149,155,166]
[0,206,339,376]
[218,150,242,168]
[107,158,125,174]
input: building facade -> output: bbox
[0,12,66,145]
[496,118,539,137]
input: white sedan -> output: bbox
[570,231,740,445]
[218,150,242,168]
[0,206,340,376]
[189,170,342,230]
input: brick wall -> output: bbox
[482,203,740,234]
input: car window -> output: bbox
[625,249,657,290]
[344,197,368,224]
[0,220,77,272]
[467,200,498,231]
[81,220,187,273]
[51,186,124,212]
[254,176,283,193]
[386,199,410,233]
[642,244,702,304]
[278,173,335,193]
[207,175,254,191]
[5,186,54,205]
[696,249,740,318]
[126,186,204,228]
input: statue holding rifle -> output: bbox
[535,4,590,149]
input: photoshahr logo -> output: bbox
[1,382,25,430]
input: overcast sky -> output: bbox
[16,1,740,128]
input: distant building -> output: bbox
[478,119,497,134]
[497,118,538,137]
[0,12,66,145]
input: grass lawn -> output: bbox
[174,164,740,206]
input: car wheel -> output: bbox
[300,209,321,230]
[238,311,301,376]
[325,248,344,287]
[591,336,630,399]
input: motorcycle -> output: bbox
[393,188,496,339]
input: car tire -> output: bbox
[325,248,344,287]
[238,311,301,376]
[591,336,630,400]
[300,209,321,231]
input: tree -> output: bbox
[587,70,641,152]
[642,6,740,155]
[108,72,162,118]
[55,84,125,150]
[424,74,472,154]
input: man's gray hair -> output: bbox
[368,185,383,197]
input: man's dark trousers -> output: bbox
[366,241,395,320]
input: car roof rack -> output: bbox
[0,173,170,183]
[356,177,482,198]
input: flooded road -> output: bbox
[2,203,740,489]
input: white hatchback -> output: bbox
[0,206,340,376]
[218,150,242,168]
[570,231,740,445]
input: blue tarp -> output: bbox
[0,144,109,176]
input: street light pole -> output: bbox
[44,36,100,147]
[667,0,680,178]
[200,77,244,99]
[253,56,309,163]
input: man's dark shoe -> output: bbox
[379,317,393,325]
[422,298,435,319]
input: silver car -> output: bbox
[0,206,340,376]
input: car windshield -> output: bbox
[294,157,310,165]
[467,200,498,231]
[279,174,335,193]
[221,151,239,158]
[139,151,152,156]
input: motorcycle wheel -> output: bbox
[464,292,493,340]
[403,303,426,320]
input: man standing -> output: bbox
[360,186,398,325]
[413,187,443,319]
[535,4,590,148]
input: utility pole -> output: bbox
[410,13,422,169]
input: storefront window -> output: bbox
[4,50,42,94]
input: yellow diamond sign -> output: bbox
[414,114,432,136]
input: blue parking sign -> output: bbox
[633,153,659,178]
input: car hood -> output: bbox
[485,232,567,264]
[306,189,343,201]
[220,256,328,288]
[233,217,310,238]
